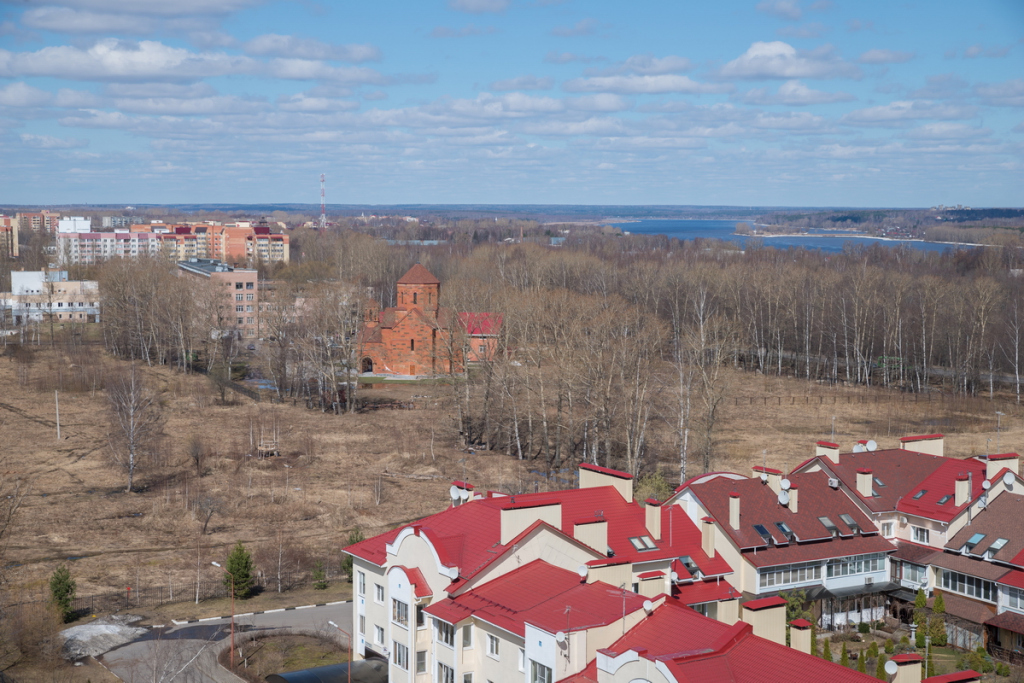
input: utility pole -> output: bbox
[55,390,60,440]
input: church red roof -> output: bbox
[397,263,440,284]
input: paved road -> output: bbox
[100,602,353,683]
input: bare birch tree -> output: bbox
[107,364,162,493]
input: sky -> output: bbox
[0,0,1022,207]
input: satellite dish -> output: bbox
[449,485,460,501]
[781,479,791,491]
[577,565,589,580]
[643,600,654,613]
[447,566,459,580]
[1004,472,1015,486]
[885,660,898,676]
[983,480,991,490]
[978,497,987,510]
[460,488,470,501]
[900,516,908,525]
[853,444,866,453]
[867,440,878,452]
[670,571,679,581]
[778,491,790,506]
[760,472,768,483]
[555,631,566,643]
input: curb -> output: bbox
[170,600,349,625]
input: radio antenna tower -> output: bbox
[319,173,327,231]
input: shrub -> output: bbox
[823,638,833,662]
[49,563,77,623]
[933,592,945,614]
[840,641,849,667]
[858,622,870,634]
[312,560,328,590]
[884,639,895,654]
[929,617,947,647]
[900,635,909,645]
[996,662,1011,677]
[867,641,878,659]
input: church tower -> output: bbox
[396,263,440,316]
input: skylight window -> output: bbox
[988,538,1009,558]
[774,521,794,540]
[679,556,699,574]
[874,477,886,487]
[818,516,839,536]
[964,533,986,554]
[937,495,952,505]
[912,490,928,500]
[753,524,774,545]
[839,514,860,534]
[629,536,657,551]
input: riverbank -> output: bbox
[741,231,991,249]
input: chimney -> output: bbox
[579,463,634,502]
[788,485,798,513]
[729,492,741,531]
[741,596,787,645]
[573,519,608,554]
[501,502,562,544]
[752,466,782,494]
[645,499,662,540]
[856,468,873,498]
[900,434,944,457]
[789,619,812,654]
[891,653,923,683]
[987,453,1020,481]
[816,441,840,464]
[955,475,970,507]
[701,516,716,558]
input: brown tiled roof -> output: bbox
[687,470,893,568]
[929,551,1011,581]
[941,592,996,625]
[892,541,940,565]
[800,448,946,513]
[945,493,1024,567]
[397,263,440,285]
[986,610,1024,635]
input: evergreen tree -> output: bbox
[341,528,364,582]
[933,592,945,614]
[810,623,818,657]
[49,563,77,623]
[915,588,927,608]
[224,541,256,599]
[312,560,328,590]
[857,652,867,674]
[876,653,887,681]
[840,641,849,667]
[884,639,895,654]
[823,638,833,662]
[867,641,879,659]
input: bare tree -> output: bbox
[107,364,162,493]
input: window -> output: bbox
[963,533,986,554]
[235,293,243,301]
[416,650,427,673]
[413,292,418,305]
[246,282,254,289]
[912,526,930,544]
[478,345,486,354]
[410,339,415,351]
[237,318,244,325]
[519,648,526,672]
[246,305,253,312]
[989,538,1009,558]
[438,663,454,683]
[881,522,894,537]
[462,624,473,648]
[759,560,822,588]
[463,675,473,683]
[1008,586,1024,611]
[818,516,838,536]
[394,642,409,670]
[531,661,553,683]
[937,495,952,505]
[374,625,384,644]
[874,477,886,487]
[903,562,927,586]
[247,317,254,325]
[913,489,927,500]
[236,282,243,289]
[941,569,995,603]
[374,584,384,604]
[487,634,499,658]
[392,599,409,626]
[628,535,657,551]
[236,305,244,312]
[753,524,774,545]
[359,615,365,635]
[246,293,254,301]
[417,605,425,627]
[826,553,885,578]
[437,620,455,647]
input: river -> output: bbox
[607,219,971,254]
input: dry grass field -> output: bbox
[1,341,1021,608]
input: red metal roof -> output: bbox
[424,559,647,636]
[390,565,432,598]
[923,671,981,683]
[997,569,1024,589]
[458,312,502,336]
[743,596,788,611]
[752,466,783,475]
[816,441,839,448]
[579,463,633,480]
[897,458,988,522]
[987,453,1020,461]
[790,618,812,629]
[901,434,944,442]
[637,570,664,579]
[672,580,741,606]
[397,263,440,285]
[892,653,924,663]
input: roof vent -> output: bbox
[828,478,839,489]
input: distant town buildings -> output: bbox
[0,215,18,258]
[177,258,259,339]
[16,210,59,234]
[1,270,100,325]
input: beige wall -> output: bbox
[501,504,562,544]
[588,563,632,589]
[893,514,948,549]
[574,520,608,554]
[579,469,633,502]
[742,604,786,645]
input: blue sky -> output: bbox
[0,0,1022,207]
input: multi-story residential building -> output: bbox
[58,216,91,233]
[17,210,59,234]
[101,216,143,229]
[0,215,18,258]
[176,259,259,339]
[672,466,896,628]
[1,270,100,325]
[57,230,164,264]
[245,226,290,264]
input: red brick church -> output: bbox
[357,264,501,376]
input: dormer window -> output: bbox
[629,536,657,551]
[753,524,774,545]
[774,521,795,541]
[913,490,927,500]
[839,514,860,534]
[818,516,839,537]
[679,556,699,575]
[963,533,986,554]
[988,538,1008,558]
[874,477,886,487]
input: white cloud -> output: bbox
[756,0,802,21]
[720,41,861,79]
[19,133,88,149]
[189,31,238,49]
[266,59,391,85]
[841,100,977,126]
[564,74,731,95]
[522,117,626,136]
[858,49,914,64]
[447,0,509,13]
[113,95,259,115]
[54,88,102,107]
[490,75,554,91]
[752,111,826,131]
[277,94,361,112]
[22,7,157,33]
[565,94,631,112]
[737,79,853,105]
[964,44,1011,59]
[551,19,598,37]
[904,123,991,140]
[974,79,1024,107]
[588,54,691,76]
[104,82,218,98]
[22,0,265,17]
[244,35,381,62]
[0,82,52,107]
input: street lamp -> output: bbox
[327,620,353,683]
[211,561,236,672]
